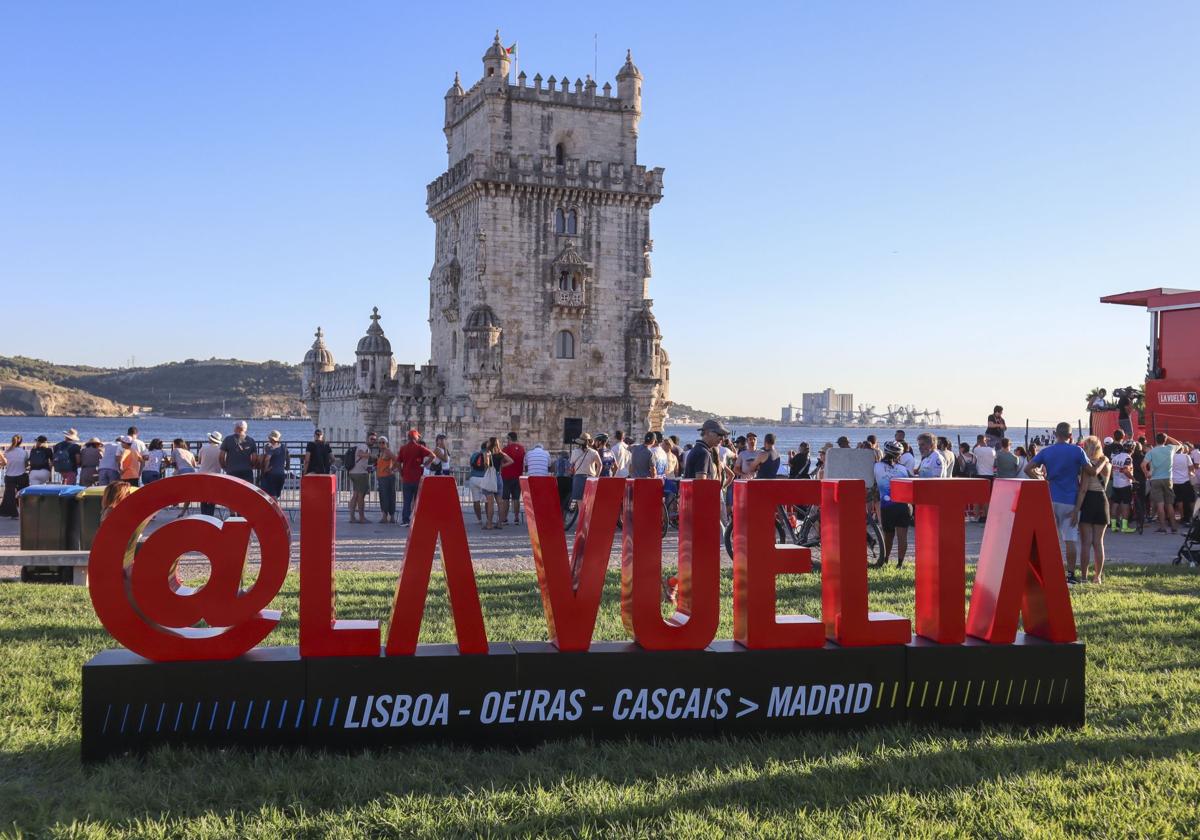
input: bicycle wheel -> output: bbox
[723,517,791,560]
[866,518,886,568]
[797,510,820,548]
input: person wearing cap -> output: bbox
[198,431,224,517]
[684,419,729,481]
[220,421,257,484]
[568,433,602,505]
[595,433,615,478]
[25,435,54,486]
[397,430,434,526]
[52,428,82,484]
[260,431,288,501]
[875,440,915,567]
[78,438,104,486]
[118,435,144,486]
[304,429,334,475]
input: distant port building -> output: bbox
[798,389,854,424]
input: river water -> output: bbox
[0,416,1045,452]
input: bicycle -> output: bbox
[792,505,886,568]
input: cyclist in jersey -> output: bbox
[875,440,914,567]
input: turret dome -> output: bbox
[464,304,501,330]
[445,71,464,98]
[303,326,335,369]
[629,300,661,339]
[355,307,392,355]
[616,49,642,80]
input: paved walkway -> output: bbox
[0,504,1188,582]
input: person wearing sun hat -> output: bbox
[53,428,82,484]
[78,437,104,486]
[259,430,288,500]
[197,431,224,516]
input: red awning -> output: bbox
[1100,288,1200,309]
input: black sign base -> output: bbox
[81,635,1084,761]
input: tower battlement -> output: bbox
[426,151,664,212]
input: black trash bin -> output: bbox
[18,485,84,583]
[19,485,83,550]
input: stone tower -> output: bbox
[303,35,669,450]
[428,33,669,446]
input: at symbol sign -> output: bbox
[88,474,291,661]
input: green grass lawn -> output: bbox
[2,565,1199,838]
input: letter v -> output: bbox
[521,475,624,651]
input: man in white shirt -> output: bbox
[197,431,224,516]
[98,437,124,486]
[972,435,997,521]
[610,432,631,478]
[524,443,551,477]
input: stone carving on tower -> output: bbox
[302,33,669,448]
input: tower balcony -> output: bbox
[554,288,586,309]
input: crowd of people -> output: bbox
[2,409,1196,584]
[0,422,296,519]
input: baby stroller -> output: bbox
[1174,518,1200,567]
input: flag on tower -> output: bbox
[506,43,517,55]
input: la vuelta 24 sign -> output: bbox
[81,474,1084,760]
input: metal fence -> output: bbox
[2,439,475,512]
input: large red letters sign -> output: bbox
[88,474,1076,661]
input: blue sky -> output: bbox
[3,2,1198,425]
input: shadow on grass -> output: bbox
[4,726,1198,832]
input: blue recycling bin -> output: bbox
[19,485,85,551]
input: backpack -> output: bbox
[959,453,978,478]
[29,447,52,471]
[344,445,358,470]
[470,451,487,471]
[52,444,75,473]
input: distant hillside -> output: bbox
[0,356,305,418]
[668,401,776,427]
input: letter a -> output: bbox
[966,479,1076,643]
[385,476,488,655]
[521,475,624,651]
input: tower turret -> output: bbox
[355,307,396,393]
[444,71,464,124]
[301,325,335,394]
[482,30,510,86]
[616,49,642,112]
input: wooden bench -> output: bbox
[0,550,91,585]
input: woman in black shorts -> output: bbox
[1072,436,1111,584]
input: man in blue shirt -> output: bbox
[1026,421,1097,585]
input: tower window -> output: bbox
[555,143,565,166]
[566,209,577,235]
[554,208,565,234]
[452,331,458,359]
[359,359,369,373]
[554,330,575,359]
[488,67,495,77]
